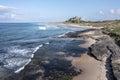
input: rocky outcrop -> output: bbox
[62,29,96,38]
[62,28,120,80]
[89,30,120,80]
[65,28,120,80]
[111,48,120,80]
[89,36,114,60]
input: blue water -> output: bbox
[0,23,87,74]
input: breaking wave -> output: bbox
[0,44,43,73]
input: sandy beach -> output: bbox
[49,22,103,29]
[64,27,108,80]
[71,54,107,80]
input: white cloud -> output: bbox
[110,9,115,14]
[110,9,120,15]
[10,13,17,18]
[0,5,17,21]
[81,17,86,20]
[0,5,16,14]
[99,10,104,15]
[0,5,16,9]
[116,9,120,14]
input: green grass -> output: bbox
[102,25,120,46]
[111,26,120,35]
[65,18,120,46]
[103,26,120,36]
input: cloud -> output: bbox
[116,9,120,14]
[110,9,115,14]
[99,10,104,15]
[110,9,120,15]
[0,5,17,21]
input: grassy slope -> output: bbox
[92,20,120,46]
[65,20,120,46]
[102,25,120,46]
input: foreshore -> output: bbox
[5,24,120,80]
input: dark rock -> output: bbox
[111,48,120,80]
[89,30,120,80]
[111,63,120,80]
[63,29,96,38]
[42,58,81,80]
[116,40,120,47]
[89,36,114,60]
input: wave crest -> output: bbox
[38,26,46,30]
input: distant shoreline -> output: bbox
[48,22,103,29]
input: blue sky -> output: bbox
[0,0,120,22]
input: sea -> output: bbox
[0,23,88,77]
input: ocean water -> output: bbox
[0,23,87,75]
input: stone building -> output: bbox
[66,16,82,23]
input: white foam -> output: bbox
[31,54,34,58]
[15,59,31,73]
[38,24,60,31]
[8,47,31,57]
[31,44,43,58]
[45,42,50,45]
[15,66,25,73]
[58,34,66,37]
[58,32,69,38]
[14,44,43,73]
[38,26,46,30]
[4,58,29,69]
[33,45,43,53]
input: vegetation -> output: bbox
[65,17,120,46]
[102,25,120,46]
[65,17,120,27]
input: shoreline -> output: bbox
[48,22,103,29]
[5,24,119,80]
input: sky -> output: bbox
[0,0,120,22]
